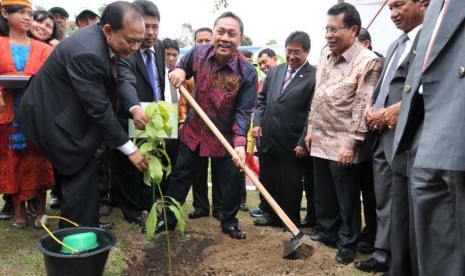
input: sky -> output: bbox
[31,0,399,64]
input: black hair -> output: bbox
[163,38,179,52]
[327,2,361,36]
[214,11,243,36]
[100,1,142,32]
[285,31,311,53]
[240,49,253,59]
[132,0,160,21]
[357,27,372,50]
[194,27,212,40]
[0,5,25,36]
[28,10,58,43]
[258,48,276,59]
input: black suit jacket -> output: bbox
[253,62,316,158]
[17,24,129,175]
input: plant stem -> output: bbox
[158,184,172,275]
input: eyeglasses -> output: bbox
[325,25,348,34]
[285,49,304,57]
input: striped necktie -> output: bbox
[282,68,296,92]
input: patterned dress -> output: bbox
[0,37,54,203]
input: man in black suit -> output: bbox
[355,0,425,274]
[111,0,172,229]
[252,31,316,226]
[17,1,149,228]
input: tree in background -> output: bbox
[241,35,252,46]
[266,39,277,46]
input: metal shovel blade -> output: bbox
[283,231,304,259]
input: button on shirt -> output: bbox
[308,43,382,163]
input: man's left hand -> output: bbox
[294,146,307,158]
[338,146,354,167]
[131,106,148,130]
[232,146,246,168]
[384,102,401,130]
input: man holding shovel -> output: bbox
[155,11,257,239]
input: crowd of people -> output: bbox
[0,0,464,275]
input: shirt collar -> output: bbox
[326,42,359,63]
[108,47,116,59]
[140,46,155,54]
[406,24,422,41]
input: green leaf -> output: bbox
[149,157,163,185]
[157,101,175,121]
[145,102,156,118]
[133,130,146,142]
[163,125,173,137]
[139,141,154,154]
[145,121,157,140]
[145,203,158,239]
[165,196,182,211]
[143,170,151,186]
[151,112,164,130]
[168,205,185,234]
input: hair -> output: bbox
[213,11,243,35]
[100,1,142,32]
[327,2,361,36]
[240,49,253,59]
[163,38,179,52]
[258,48,276,59]
[0,5,25,36]
[285,31,311,52]
[357,27,372,50]
[132,0,160,21]
[194,27,212,40]
[27,10,58,43]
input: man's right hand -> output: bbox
[168,69,186,88]
[128,148,149,172]
[252,126,262,139]
[131,106,148,130]
[304,133,312,152]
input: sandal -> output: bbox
[11,220,28,229]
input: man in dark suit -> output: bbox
[252,31,316,226]
[354,0,425,274]
[17,1,149,228]
[392,0,465,274]
[110,0,168,230]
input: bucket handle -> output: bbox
[40,215,81,254]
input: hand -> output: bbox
[251,126,262,139]
[232,146,246,168]
[128,148,149,172]
[338,146,354,167]
[168,69,186,88]
[0,91,4,114]
[384,102,401,130]
[370,108,387,132]
[294,146,307,158]
[304,133,312,152]
[131,106,148,130]
[48,39,60,48]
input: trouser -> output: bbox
[359,159,377,246]
[191,156,222,215]
[303,156,316,224]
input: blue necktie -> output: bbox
[144,49,159,100]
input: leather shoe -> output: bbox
[354,257,389,273]
[99,222,114,230]
[239,203,249,212]
[358,240,375,254]
[222,226,246,239]
[253,217,283,227]
[212,212,223,221]
[154,219,176,234]
[335,248,356,265]
[310,232,337,248]
[188,209,209,219]
[129,217,145,227]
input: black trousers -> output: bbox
[313,157,362,251]
[191,156,222,215]
[59,158,99,228]
[166,142,241,228]
[359,159,377,245]
[303,156,316,224]
[259,150,305,223]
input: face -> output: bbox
[30,17,54,41]
[257,53,277,75]
[213,16,242,64]
[195,30,212,45]
[285,42,309,70]
[389,0,424,33]
[325,13,358,56]
[140,15,159,49]
[76,12,100,28]
[52,11,69,34]
[104,16,145,59]
[1,7,33,33]
[165,47,179,69]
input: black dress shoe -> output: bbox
[253,217,283,227]
[358,240,375,254]
[222,226,246,239]
[310,232,337,248]
[154,220,176,234]
[212,212,224,221]
[128,217,145,227]
[99,222,114,230]
[335,248,356,265]
[188,210,209,219]
[354,257,389,273]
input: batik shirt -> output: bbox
[308,43,382,163]
[176,45,257,157]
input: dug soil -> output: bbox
[125,216,372,276]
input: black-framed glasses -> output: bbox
[325,25,348,34]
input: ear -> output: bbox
[351,25,359,37]
[1,8,9,20]
[102,24,112,38]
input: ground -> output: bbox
[0,190,378,276]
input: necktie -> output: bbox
[144,49,160,100]
[374,33,409,111]
[422,0,450,72]
[281,68,296,92]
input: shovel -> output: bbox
[179,85,309,258]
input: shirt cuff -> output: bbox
[117,140,137,155]
[129,105,142,113]
[233,136,247,148]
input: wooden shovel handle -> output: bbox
[179,85,300,236]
